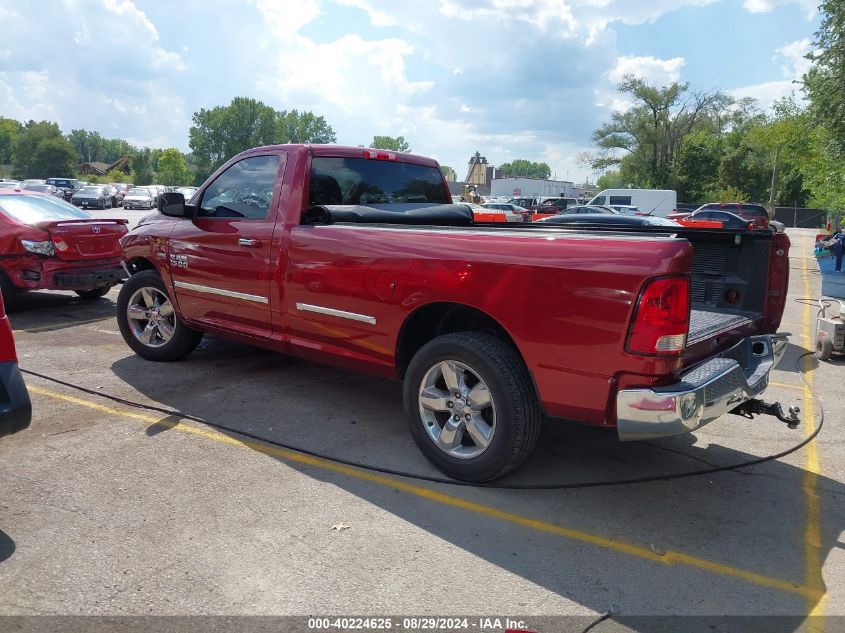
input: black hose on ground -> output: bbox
[20,348,823,490]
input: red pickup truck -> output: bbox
[117,144,794,481]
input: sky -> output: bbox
[0,0,821,183]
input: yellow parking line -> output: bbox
[13,315,114,334]
[769,381,805,392]
[28,384,822,601]
[799,237,828,631]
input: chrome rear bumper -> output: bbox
[616,334,789,441]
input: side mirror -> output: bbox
[159,192,196,218]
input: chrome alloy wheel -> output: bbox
[418,360,496,459]
[125,286,176,348]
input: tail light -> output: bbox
[626,276,690,355]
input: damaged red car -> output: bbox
[0,190,128,309]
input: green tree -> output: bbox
[594,170,629,190]
[67,129,104,163]
[589,76,728,188]
[105,169,129,184]
[13,121,77,179]
[156,148,193,185]
[189,97,277,178]
[496,159,551,179]
[0,117,23,165]
[369,135,411,152]
[278,110,336,143]
[674,131,721,203]
[29,138,78,179]
[804,0,845,148]
[131,149,154,186]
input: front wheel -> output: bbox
[403,332,542,482]
[116,270,202,361]
[75,287,111,300]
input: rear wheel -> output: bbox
[117,270,202,361]
[403,332,542,482]
[816,336,833,361]
[75,287,111,300]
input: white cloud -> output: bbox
[775,37,812,78]
[607,55,686,85]
[727,37,811,111]
[742,0,817,17]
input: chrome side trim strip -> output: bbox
[174,281,269,304]
[295,302,376,325]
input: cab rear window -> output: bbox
[309,157,449,206]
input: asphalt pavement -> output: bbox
[0,227,841,632]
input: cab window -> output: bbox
[198,155,279,220]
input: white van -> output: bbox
[588,189,677,217]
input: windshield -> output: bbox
[309,157,449,206]
[127,188,150,196]
[22,184,50,192]
[46,179,74,187]
[78,187,102,194]
[0,194,92,223]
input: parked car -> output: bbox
[478,202,531,222]
[694,202,770,229]
[537,213,680,227]
[608,204,640,215]
[108,183,131,205]
[0,181,21,191]
[0,291,31,438]
[588,188,677,217]
[175,186,198,202]
[0,191,128,308]
[22,183,64,198]
[680,210,764,230]
[21,179,46,186]
[117,144,794,482]
[71,185,113,209]
[45,177,81,201]
[555,205,617,215]
[122,187,157,210]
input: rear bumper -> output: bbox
[616,334,789,441]
[53,266,126,290]
[0,361,32,438]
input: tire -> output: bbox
[403,332,542,482]
[116,270,202,361]
[0,274,20,313]
[816,336,833,361]
[75,287,111,300]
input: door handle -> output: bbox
[238,238,261,248]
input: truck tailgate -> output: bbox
[680,228,789,367]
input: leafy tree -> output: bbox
[105,169,129,184]
[496,159,551,179]
[13,121,77,179]
[705,185,749,203]
[595,170,628,190]
[28,138,77,179]
[157,148,193,185]
[0,117,23,165]
[189,97,277,178]
[131,149,154,186]
[804,0,845,148]
[278,110,336,144]
[369,135,411,152]
[67,129,104,163]
[589,76,728,188]
[674,131,721,203]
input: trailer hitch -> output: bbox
[730,399,801,429]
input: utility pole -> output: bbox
[768,145,781,210]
